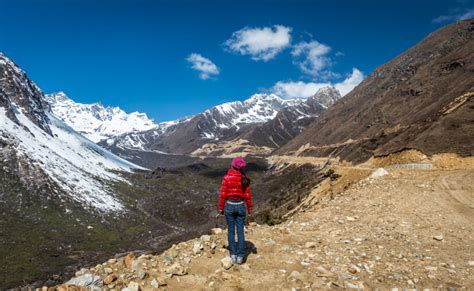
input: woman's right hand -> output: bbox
[216,210,224,218]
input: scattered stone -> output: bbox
[131,259,143,274]
[125,281,140,291]
[103,274,117,285]
[339,273,355,280]
[211,228,223,234]
[425,266,437,271]
[345,282,359,289]
[137,269,148,279]
[316,266,333,277]
[211,242,217,250]
[151,279,160,288]
[249,222,257,226]
[184,256,192,264]
[336,219,345,224]
[346,216,356,221]
[348,265,360,274]
[221,256,233,270]
[104,267,113,274]
[107,258,117,264]
[469,261,474,266]
[164,263,187,276]
[433,235,444,241]
[370,168,388,178]
[289,270,302,281]
[193,241,204,254]
[200,235,211,242]
[305,241,317,248]
[74,268,88,277]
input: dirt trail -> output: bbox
[57,153,474,290]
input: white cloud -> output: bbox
[334,68,365,96]
[224,25,292,61]
[271,68,364,98]
[432,8,474,23]
[186,53,220,80]
[291,40,331,77]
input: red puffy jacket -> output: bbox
[219,168,253,212]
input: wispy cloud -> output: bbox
[271,68,364,98]
[291,40,332,78]
[432,8,474,23]
[186,53,220,80]
[224,25,292,61]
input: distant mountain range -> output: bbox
[45,84,341,166]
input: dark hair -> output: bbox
[241,171,250,192]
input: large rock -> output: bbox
[66,274,102,288]
[103,274,117,285]
[193,242,204,254]
[124,252,136,270]
[164,263,187,276]
[211,228,223,234]
[123,281,140,291]
[370,168,388,178]
[221,256,233,270]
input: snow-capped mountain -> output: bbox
[100,88,342,162]
[0,53,145,212]
[192,86,342,156]
[100,93,304,155]
[44,92,158,143]
[198,93,301,139]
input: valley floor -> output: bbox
[58,154,474,290]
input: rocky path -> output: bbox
[56,160,474,290]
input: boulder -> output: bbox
[211,228,223,234]
[66,274,102,288]
[164,263,187,276]
[124,281,140,291]
[193,242,204,254]
[200,235,211,242]
[124,252,136,270]
[103,274,117,285]
[370,168,388,178]
[221,256,233,270]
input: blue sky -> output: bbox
[0,0,472,122]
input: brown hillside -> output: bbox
[277,19,474,163]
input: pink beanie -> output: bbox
[231,157,246,170]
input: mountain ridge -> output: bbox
[277,19,474,162]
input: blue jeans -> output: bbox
[224,202,246,257]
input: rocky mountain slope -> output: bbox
[54,152,474,290]
[278,19,474,163]
[44,92,159,143]
[0,53,145,212]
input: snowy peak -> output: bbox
[203,93,300,130]
[307,86,342,108]
[45,92,159,143]
[0,53,52,135]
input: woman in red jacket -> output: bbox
[217,157,253,264]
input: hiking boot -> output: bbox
[236,256,244,264]
[231,255,237,263]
